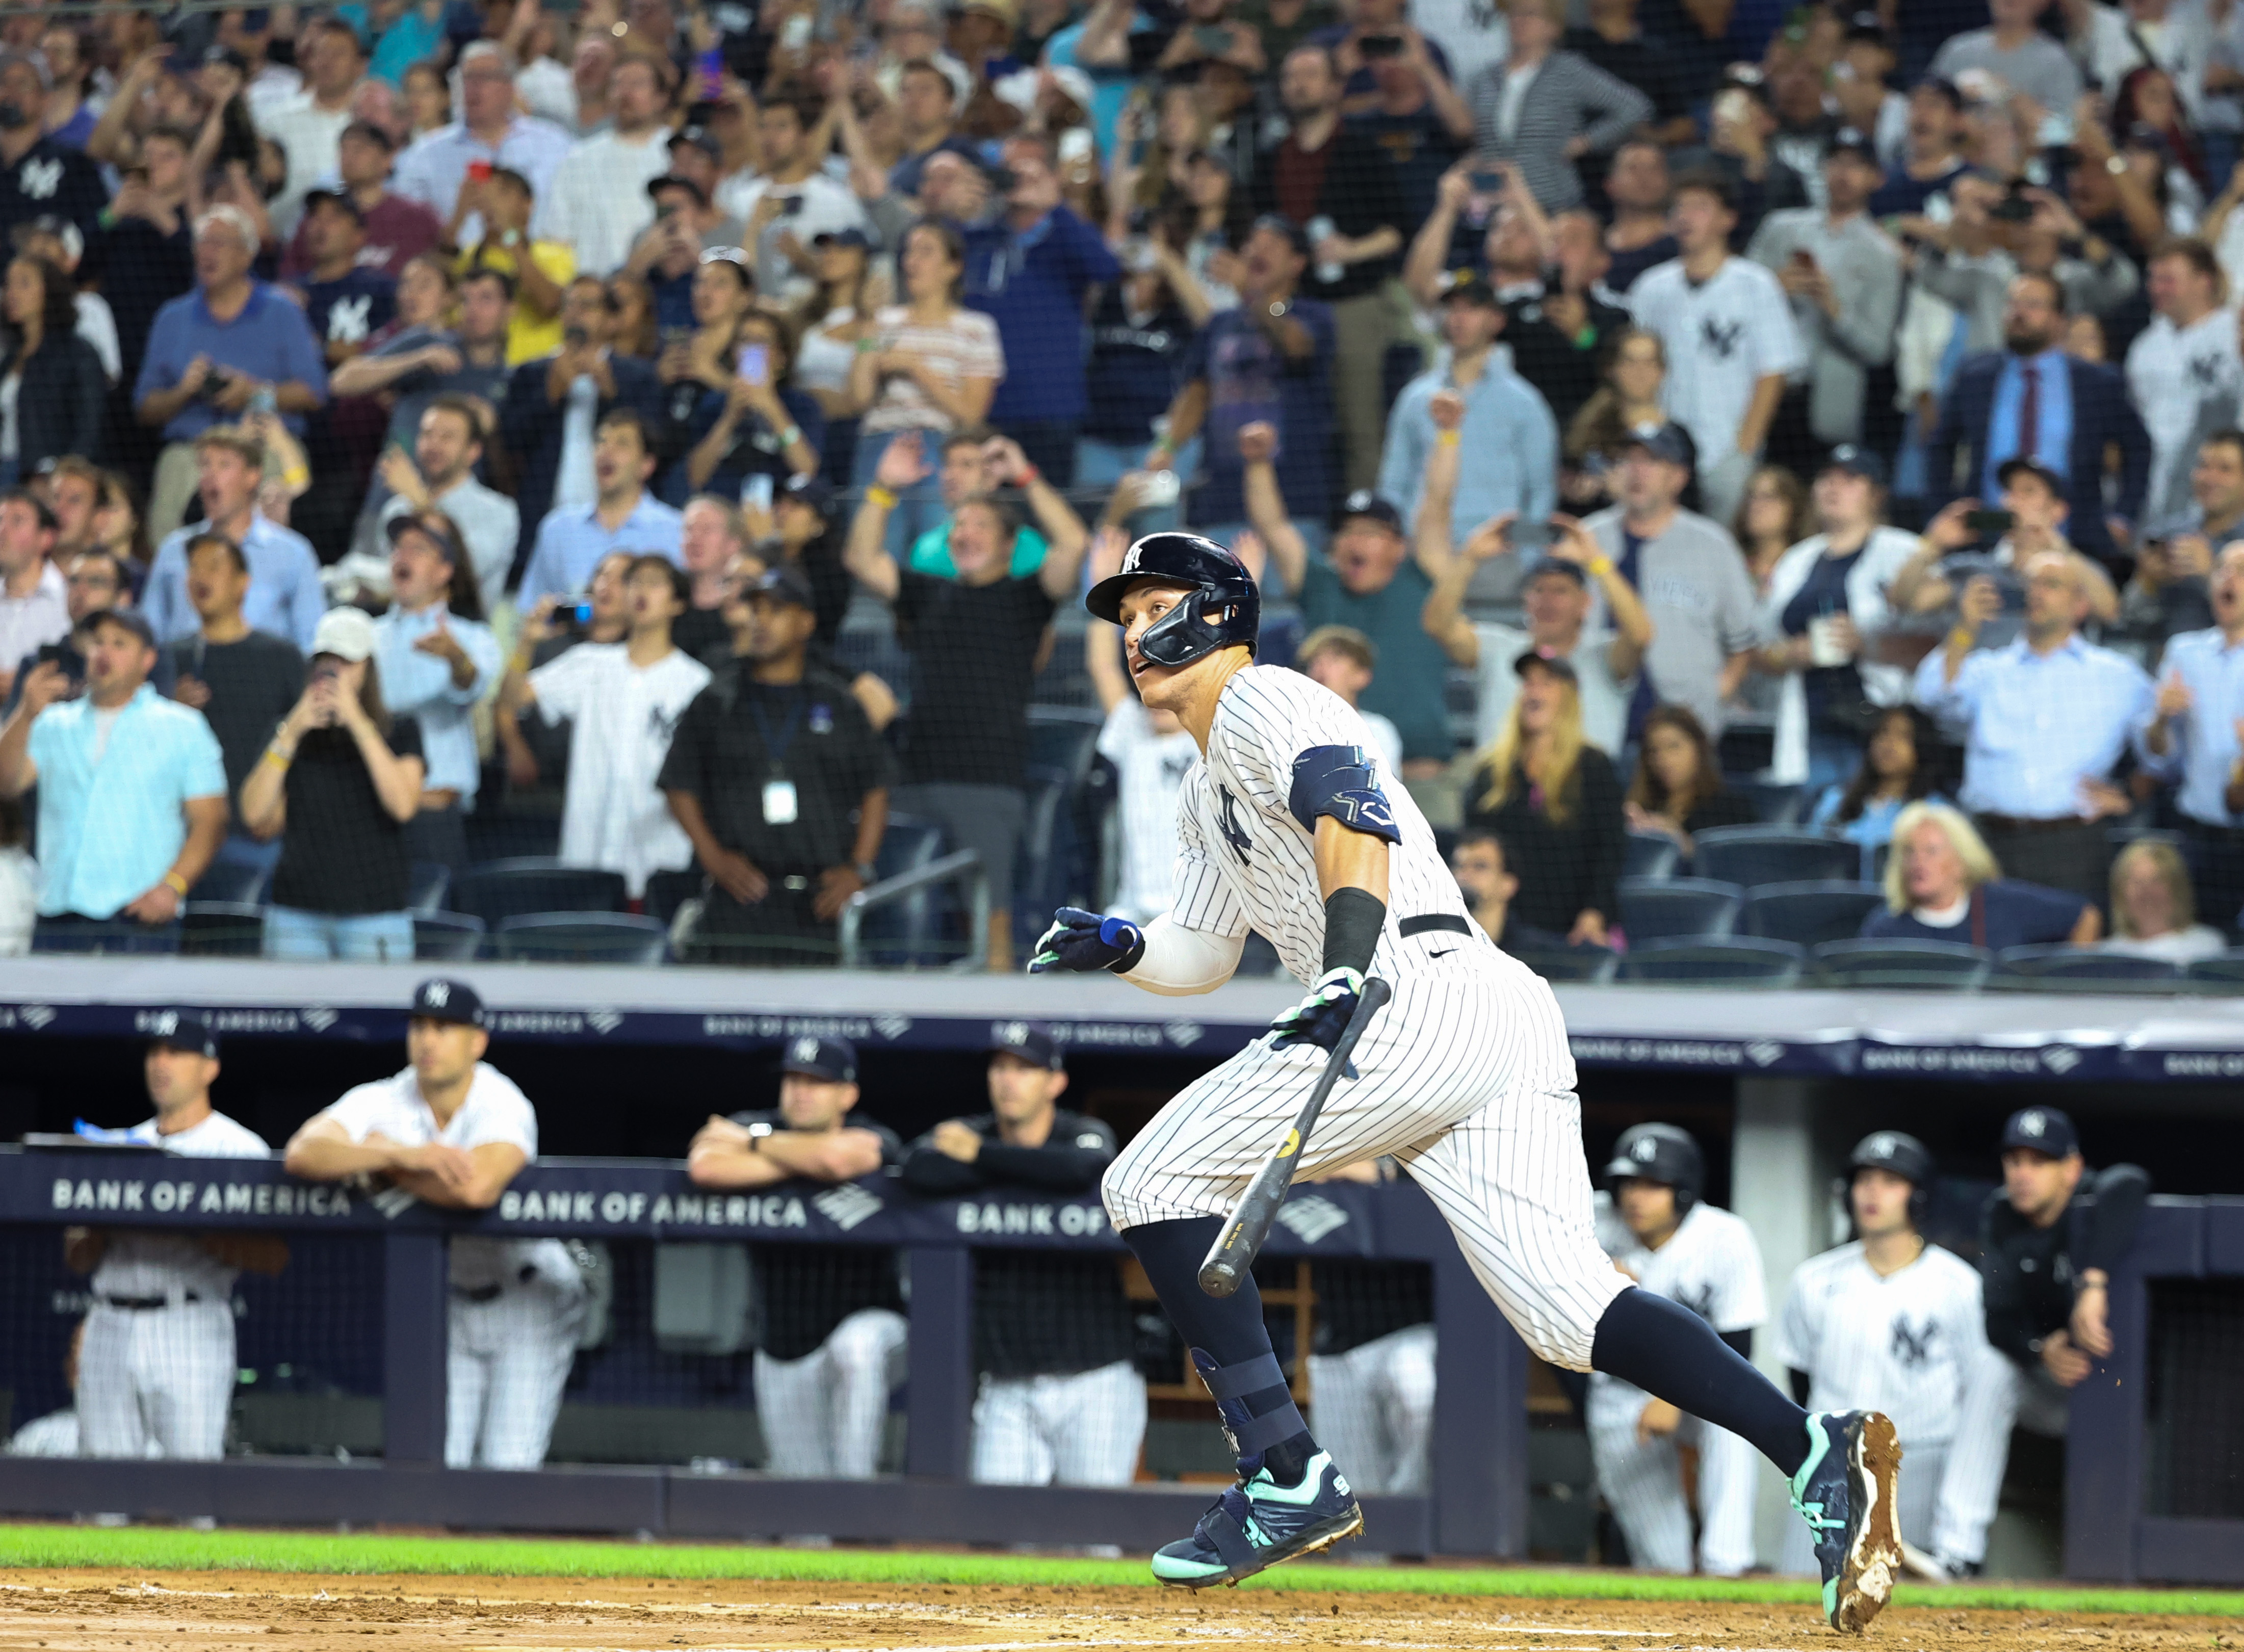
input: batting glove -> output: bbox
[1268,967,1365,1064]
[1029,907,1145,974]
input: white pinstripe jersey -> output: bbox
[1775,1241,1994,1450]
[1594,1197,1767,1333]
[92,1110,272,1300]
[1168,667,1475,985]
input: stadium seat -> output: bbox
[414,912,485,960]
[451,859,628,927]
[1992,945,2183,993]
[1737,781,1806,826]
[641,869,706,930]
[406,861,451,915]
[192,859,270,905]
[1624,829,1680,880]
[496,912,671,965]
[180,901,265,957]
[1012,763,1076,960]
[2184,951,2244,990]
[1510,944,1620,984]
[1026,704,1105,794]
[1617,877,1743,944]
[1741,881,1888,948]
[1692,827,1858,888]
[1617,937,1805,986]
[1811,938,1992,989]
[856,812,957,967]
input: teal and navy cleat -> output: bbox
[1150,1450,1363,1588]
[1790,1409,1903,1633]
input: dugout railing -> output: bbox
[2,1149,2237,1581]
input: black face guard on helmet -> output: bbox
[1084,531,1260,667]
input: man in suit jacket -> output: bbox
[497,274,663,571]
[1929,271,2150,571]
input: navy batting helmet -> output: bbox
[1849,1130,1934,1224]
[1085,532,1259,667]
[1604,1122,1703,1214]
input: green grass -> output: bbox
[0,1525,2240,1617]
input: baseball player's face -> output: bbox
[1849,1168,1915,1238]
[778,1071,859,1131]
[144,1043,218,1118]
[1114,579,1200,708]
[2001,1146,2082,1223]
[987,1052,1066,1129]
[1614,1177,1678,1242]
[408,1017,487,1088]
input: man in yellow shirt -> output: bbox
[450,166,574,364]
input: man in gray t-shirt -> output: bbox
[1927,0,2083,119]
[1580,424,1760,741]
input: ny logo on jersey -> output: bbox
[1673,1281,1716,1321]
[2189,352,2230,389]
[647,703,683,743]
[17,158,60,201]
[1215,783,1253,864]
[327,295,374,346]
[1890,1315,1939,1369]
[1701,317,1744,359]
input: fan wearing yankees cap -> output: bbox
[1776,1131,2009,1581]
[285,979,587,1470]
[69,1008,284,1460]
[687,1035,907,1483]
[901,1023,1145,1492]
[1587,1123,1767,1577]
[1978,1107,2150,1442]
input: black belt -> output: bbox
[1399,914,1473,938]
[101,1293,200,1310]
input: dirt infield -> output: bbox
[0,1570,2236,1652]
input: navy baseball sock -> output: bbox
[1124,1216,1315,1485]
[1591,1286,1811,1477]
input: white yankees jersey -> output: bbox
[1166,665,1477,986]
[91,1110,273,1301]
[530,643,712,897]
[1775,1240,1994,1450]
[317,1064,574,1293]
[1098,700,1199,925]
[1589,1197,1766,1409]
[1628,256,1806,470]
[2125,305,2243,525]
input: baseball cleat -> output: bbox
[1789,1409,1903,1633]
[1150,1450,1363,1588]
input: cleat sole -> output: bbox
[1156,1505,1366,1590]
[1832,1411,1903,1634]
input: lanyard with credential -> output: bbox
[749,689,807,825]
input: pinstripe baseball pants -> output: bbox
[78,1299,237,1460]
[1587,1377,1759,1575]
[754,1308,908,1479]
[970,1361,1148,1487]
[447,1284,586,1470]
[1307,1325,1437,1496]
[1103,969,1630,1371]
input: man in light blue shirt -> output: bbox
[519,409,685,604]
[372,514,502,870]
[0,608,228,951]
[141,427,327,652]
[1377,277,1558,604]
[2138,541,2244,926]
[1915,548,2153,903]
[390,43,572,226]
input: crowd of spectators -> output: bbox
[1,0,2243,974]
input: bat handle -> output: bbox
[1199,1254,1246,1298]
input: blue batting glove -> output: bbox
[1268,966,1365,1070]
[1030,906,1144,973]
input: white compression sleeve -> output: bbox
[1118,914,1245,996]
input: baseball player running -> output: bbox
[284,979,585,1469]
[1589,1124,1766,1576]
[71,1008,281,1460]
[1032,534,1901,1630]
[1778,1132,2010,1581]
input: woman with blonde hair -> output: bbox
[1859,801,2099,947]
[2101,840,2227,961]
[1462,651,1626,946]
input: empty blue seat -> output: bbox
[1741,881,1888,949]
[406,861,451,915]
[451,859,628,927]
[497,912,670,965]
[1510,944,1619,984]
[641,869,705,929]
[192,859,270,905]
[1617,877,1743,945]
[1624,829,1680,880]
[1618,937,1805,986]
[1811,938,1992,990]
[2185,950,2244,990]
[1992,945,2183,993]
[1692,827,1858,889]
[414,911,485,961]
[856,812,956,967]
[1738,781,1805,826]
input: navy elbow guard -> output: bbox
[1288,745,1399,844]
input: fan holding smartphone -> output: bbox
[674,309,825,507]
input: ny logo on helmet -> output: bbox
[1632,1136,1658,1162]
[1868,1133,1897,1159]
[791,1036,820,1063]
[1121,543,1145,573]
